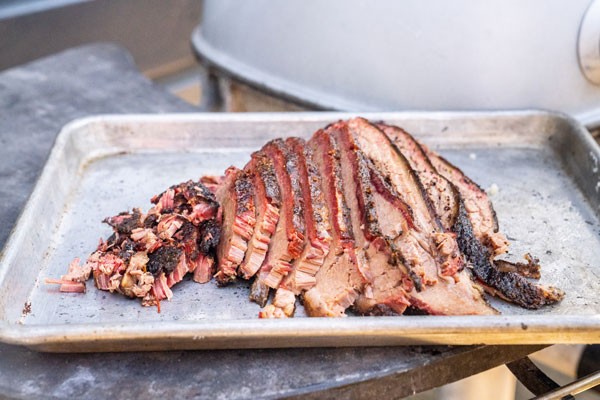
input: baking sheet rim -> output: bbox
[1,110,599,351]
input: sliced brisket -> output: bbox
[264,137,333,317]
[423,147,509,257]
[302,129,365,317]
[382,123,564,309]
[280,137,331,294]
[214,167,256,285]
[238,152,281,280]
[377,124,460,231]
[250,139,306,307]
[328,122,412,315]
[259,139,306,289]
[347,118,496,315]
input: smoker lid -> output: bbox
[192,0,600,128]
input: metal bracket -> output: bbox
[507,357,600,400]
[579,0,600,85]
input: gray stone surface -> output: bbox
[0,43,542,399]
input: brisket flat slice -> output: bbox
[280,137,331,294]
[328,122,412,315]
[263,137,333,318]
[302,129,365,317]
[381,123,564,309]
[347,118,496,315]
[453,201,564,308]
[251,139,306,302]
[238,152,281,280]
[377,124,460,231]
[215,167,257,285]
[423,147,509,257]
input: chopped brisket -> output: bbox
[104,208,144,235]
[52,179,220,307]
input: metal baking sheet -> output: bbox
[0,111,598,352]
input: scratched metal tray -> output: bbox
[0,111,598,352]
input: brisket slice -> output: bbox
[453,199,564,308]
[214,167,256,285]
[260,137,331,318]
[280,137,331,294]
[348,118,461,282]
[262,138,333,318]
[334,123,495,315]
[328,123,412,315]
[377,124,460,231]
[250,139,306,307]
[302,129,365,317]
[381,123,564,308]
[422,147,509,257]
[238,152,281,280]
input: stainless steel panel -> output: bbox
[193,1,600,128]
[0,111,598,352]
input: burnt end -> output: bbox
[104,208,143,234]
[182,179,218,204]
[249,278,270,307]
[143,213,159,229]
[119,238,136,262]
[453,201,563,309]
[198,219,221,254]
[147,246,182,276]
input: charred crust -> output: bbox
[255,152,282,206]
[329,136,354,242]
[234,171,255,214]
[453,200,561,308]
[249,278,270,307]
[430,151,499,232]
[143,213,159,229]
[147,246,182,276]
[103,208,143,234]
[358,303,403,316]
[198,219,221,254]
